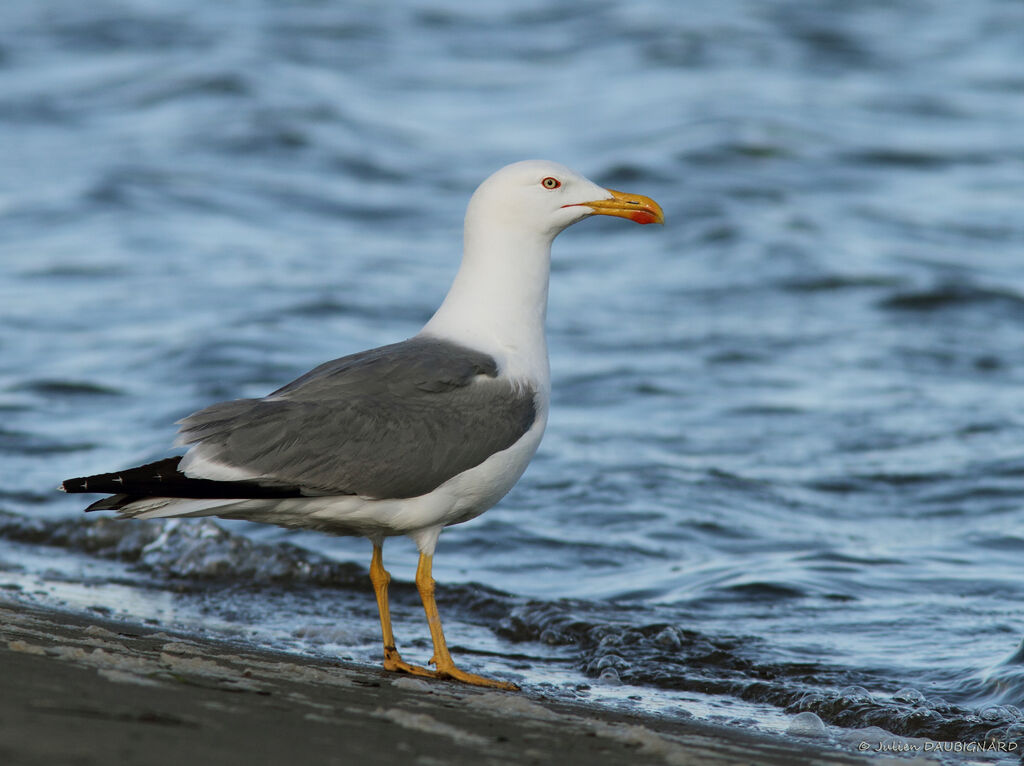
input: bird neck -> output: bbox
[421,223,552,382]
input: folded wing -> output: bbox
[63,336,538,509]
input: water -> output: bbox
[3,0,1024,758]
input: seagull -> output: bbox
[61,160,664,690]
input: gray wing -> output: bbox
[177,337,537,499]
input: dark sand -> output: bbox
[0,601,922,766]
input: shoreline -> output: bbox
[0,599,924,766]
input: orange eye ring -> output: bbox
[541,177,561,189]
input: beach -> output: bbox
[0,600,924,766]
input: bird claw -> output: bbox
[381,649,517,689]
[382,648,435,677]
[433,662,519,691]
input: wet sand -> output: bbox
[0,600,922,766]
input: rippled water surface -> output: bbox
[3,0,1024,758]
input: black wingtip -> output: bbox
[61,478,83,493]
[61,456,303,505]
[61,476,98,494]
[60,458,186,496]
[84,494,132,512]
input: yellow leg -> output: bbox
[370,544,433,677]
[415,552,519,691]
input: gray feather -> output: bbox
[178,337,537,499]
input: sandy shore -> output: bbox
[0,600,922,766]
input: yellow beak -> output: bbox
[566,188,665,225]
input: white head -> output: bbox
[422,160,663,375]
[465,160,664,244]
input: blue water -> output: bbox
[3,0,1024,757]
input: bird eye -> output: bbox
[541,177,561,189]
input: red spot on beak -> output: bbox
[629,210,659,225]
[576,189,665,225]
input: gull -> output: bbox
[62,160,664,690]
